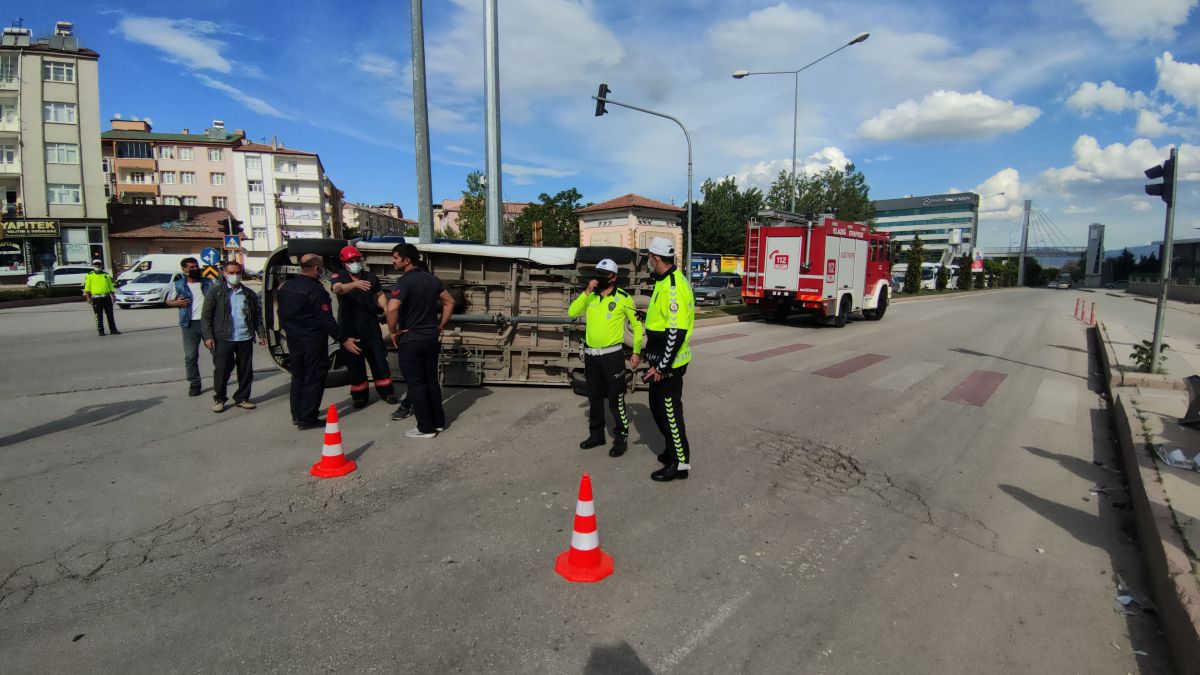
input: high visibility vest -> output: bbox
[568,287,643,352]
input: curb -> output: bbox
[1113,392,1200,675]
[0,296,83,310]
[1097,321,1185,392]
[891,287,1014,304]
[695,312,759,328]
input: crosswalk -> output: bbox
[688,329,1081,410]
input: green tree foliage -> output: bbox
[936,263,949,291]
[903,235,925,294]
[694,177,764,254]
[507,188,588,247]
[765,165,876,224]
[957,254,972,290]
[1109,248,1136,281]
[457,171,487,242]
[1135,252,1159,275]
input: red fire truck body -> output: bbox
[742,211,892,325]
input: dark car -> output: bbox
[696,273,744,305]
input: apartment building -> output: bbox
[343,201,414,237]
[100,119,245,209]
[0,21,109,281]
[434,198,528,234]
[233,141,329,272]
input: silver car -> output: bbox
[696,273,744,306]
[115,271,182,308]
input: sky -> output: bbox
[22,0,1200,250]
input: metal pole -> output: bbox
[592,94,693,272]
[1150,147,1179,368]
[410,0,434,244]
[483,0,503,245]
[1017,199,1031,286]
[789,71,798,214]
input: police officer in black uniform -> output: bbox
[330,245,398,409]
[277,253,363,430]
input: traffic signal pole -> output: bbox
[1150,147,1179,368]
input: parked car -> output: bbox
[1106,280,1129,290]
[695,273,744,305]
[26,265,93,288]
[115,271,182,308]
[116,254,198,287]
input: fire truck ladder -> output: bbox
[745,218,763,298]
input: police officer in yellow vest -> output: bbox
[83,260,120,337]
[643,237,694,482]
[569,258,644,457]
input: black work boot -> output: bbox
[579,435,605,449]
[651,462,689,482]
[609,437,627,457]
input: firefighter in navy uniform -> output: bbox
[330,245,398,409]
[642,237,695,482]
[277,253,363,430]
[568,258,644,457]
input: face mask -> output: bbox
[92,266,102,272]
[187,268,201,280]
[346,262,364,274]
[646,258,656,274]
[226,274,241,286]
[595,276,613,291]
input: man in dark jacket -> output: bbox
[386,244,453,439]
[278,253,362,430]
[201,261,266,413]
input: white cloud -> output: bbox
[858,90,1041,141]
[1135,109,1179,137]
[1075,0,1198,41]
[1064,204,1098,214]
[118,17,232,73]
[195,74,289,119]
[1157,52,1200,109]
[358,54,401,79]
[973,168,1022,215]
[502,162,575,185]
[1066,80,1149,113]
[729,147,852,193]
[1040,135,1200,195]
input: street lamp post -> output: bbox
[733,32,869,214]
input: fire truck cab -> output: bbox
[742,210,893,326]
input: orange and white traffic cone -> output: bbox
[310,405,357,478]
[555,473,613,583]
[1090,302,1096,326]
[1074,298,1081,319]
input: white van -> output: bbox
[117,254,199,287]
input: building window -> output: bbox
[127,171,147,184]
[162,196,179,206]
[160,171,175,184]
[181,196,197,206]
[208,148,223,161]
[101,157,111,173]
[181,171,196,185]
[159,146,175,159]
[213,196,228,208]
[0,103,15,123]
[280,161,298,173]
[179,147,194,160]
[47,183,82,204]
[43,60,76,83]
[281,182,299,195]
[248,180,263,193]
[245,155,261,169]
[252,227,267,240]
[0,55,16,84]
[43,102,77,124]
[250,204,265,216]
[45,143,79,164]
[131,196,148,205]
[0,144,15,165]
[210,172,226,186]
[115,141,152,159]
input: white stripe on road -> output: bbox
[656,590,751,672]
[1028,378,1079,425]
[871,360,943,392]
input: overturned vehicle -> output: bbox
[261,239,655,391]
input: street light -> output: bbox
[733,32,869,213]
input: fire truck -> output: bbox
[742,210,894,326]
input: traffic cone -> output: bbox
[555,473,613,583]
[310,405,357,478]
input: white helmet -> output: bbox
[648,237,675,257]
[595,258,619,274]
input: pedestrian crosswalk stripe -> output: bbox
[943,370,1007,407]
[736,342,814,362]
[871,360,943,392]
[1028,378,1078,424]
[814,353,889,379]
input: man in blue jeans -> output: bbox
[165,257,215,396]
[201,261,266,413]
[385,244,453,439]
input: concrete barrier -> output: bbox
[1129,280,1200,304]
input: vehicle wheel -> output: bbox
[287,238,348,260]
[35,281,48,289]
[117,303,131,310]
[834,295,851,328]
[771,306,789,323]
[865,291,888,321]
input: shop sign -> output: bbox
[2,219,60,238]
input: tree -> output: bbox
[936,263,949,291]
[694,177,763,254]
[957,254,972,290]
[457,171,487,242]
[765,165,875,224]
[1110,248,1136,281]
[903,235,925,294]
[1136,252,1159,275]
[508,188,588,247]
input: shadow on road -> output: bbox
[1024,446,1110,483]
[583,641,654,675]
[346,440,375,461]
[949,346,1085,380]
[628,402,661,457]
[1048,343,1088,354]
[0,397,166,447]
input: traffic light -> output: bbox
[594,83,610,117]
[224,217,244,236]
[1145,156,1176,205]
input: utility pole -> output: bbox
[1017,199,1031,286]
[1148,147,1179,368]
[483,0,503,245]
[410,0,434,244]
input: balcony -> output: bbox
[116,182,159,194]
[278,192,319,204]
[274,170,318,181]
[0,160,19,174]
[114,157,156,171]
[0,118,17,134]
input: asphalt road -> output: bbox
[0,290,1178,673]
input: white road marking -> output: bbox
[788,349,853,373]
[1028,378,1078,425]
[871,360,943,392]
[656,590,751,672]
